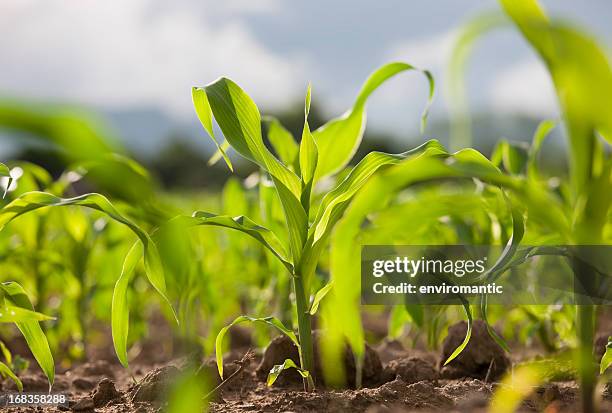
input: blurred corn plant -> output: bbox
[322,3,611,413]
[0,160,177,381]
[190,61,435,390]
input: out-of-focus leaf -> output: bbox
[309,282,333,315]
[0,282,54,388]
[447,11,508,150]
[489,364,545,413]
[111,242,142,368]
[267,359,310,387]
[311,140,446,244]
[0,101,156,204]
[313,62,435,181]
[0,191,171,309]
[0,361,22,392]
[215,316,298,378]
[501,0,612,194]
[527,119,556,178]
[491,141,529,175]
[601,337,612,374]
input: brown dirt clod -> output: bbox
[255,331,383,388]
[92,378,121,407]
[439,320,510,381]
[382,356,438,384]
[129,365,180,403]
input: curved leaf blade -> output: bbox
[313,62,435,180]
[1,282,54,388]
[215,316,298,378]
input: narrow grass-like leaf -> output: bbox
[264,116,298,167]
[0,361,22,391]
[443,302,473,365]
[267,359,310,387]
[0,305,54,323]
[0,191,172,312]
[311,140,446,243]
[601,337,612,374]
[299,84,318,209]
[196,77,301,197]
[192,87,233,171]
[189,212,292,271]
[309,282,333,315]
[215,316,298,378]
[313,62,435,180]
[111,242,142,368]
[1,282,54,387]
[528,119,556,176]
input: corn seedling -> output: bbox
[191,62,435,389]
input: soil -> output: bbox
[2,321,611,413]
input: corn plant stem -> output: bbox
[576,304,596,413]
[573,253,597,413]
[293,274,315,391]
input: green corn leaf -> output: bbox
[527,120,556,178]
[0,361,22,392]
[0,341,12,365]
[501,0,612,194]
[267,358,310,387]
[311,140,446,244]
[601,337,612,374]
[480,295,510,353]
[447,11,508,150]
[111,241,142,368]
[207,140,231,166]
[444,302,473,366]
[190,212,292,271]
[194,77,301,198]
[0,305,54,323]
[313,62,435,181]
[215,316,298,378]
[0,191,172,314]
[299,84,318,209]
[271,176,308,264]
[309,282,333,315]
[192,87,233,171]
[492,140,529,175]
[0,282,54,388]
[263,116,298,168]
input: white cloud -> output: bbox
[0,0,306,118]
[488,59,558,117]
[385,30,457,70]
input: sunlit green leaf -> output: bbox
[1,282,54,388]
[0,361,22,392]
[313,62,435,180]
[309,282,333,315]
[267,358,310,387]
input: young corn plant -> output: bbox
[0,161,176,375]
[445,1,612,410]
[0,161,56,390]
[191,62,434,389]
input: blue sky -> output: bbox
[1,0,611,148]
